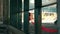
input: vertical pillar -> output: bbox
[17,0,22,30]
[57,0,60,34]
[24,0,29,34]
[35,0,42,34]
[10,0,17,28]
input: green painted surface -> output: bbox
[17,0,22,30]
[24,0,29,34]
[35,0,42,34]
[10,0,17,28]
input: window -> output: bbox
[22,0,57,24]
[21,0,57,34]
[42,4,57,23]
[29,0,34,9]
[42,0,56,6]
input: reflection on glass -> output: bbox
[42,0,56,6]
[29,10,34,24]
[28,4,57,24]
[42,4,57,23]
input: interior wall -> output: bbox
[0,0,3,24]
[3,0,10,24]
[0,0,9,24]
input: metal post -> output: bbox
[57,0,60,34]
[17,0,22,30]
[24,0,29,34]
[10,0,17,28]
[35,0,42,34]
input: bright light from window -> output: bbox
[42,0,56,5]
[22,0,34,3]
[30,0,34,3]
[22,0,24,2]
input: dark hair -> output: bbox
[29,13,30,16]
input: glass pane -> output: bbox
[29,0,34,9]
[28,4,57,24]
[29,10,35,34]
[29,10,34,24]
[22,0,57,9]
[22,0,34,9]
[42,0,56,6]
[42,4,57,24]
[22,0,24,10]
[22,10,35,34]
[41,4,57,34]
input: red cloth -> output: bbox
[42,26,58,33]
